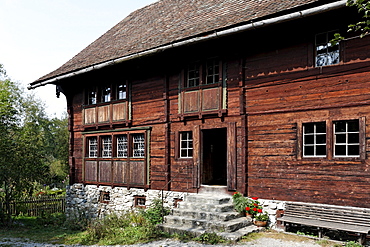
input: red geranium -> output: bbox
[251,197,259,200]
[257,208,263,213]
[253,208,257,211]
[245,206,250,211]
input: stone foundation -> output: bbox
[66,183,285,229]
[66,183,187,219]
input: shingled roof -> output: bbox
[31,0,343,87]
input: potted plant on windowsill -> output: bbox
[254,212,269,227]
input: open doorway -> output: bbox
[201,128,227,185]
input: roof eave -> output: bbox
[28,0,347,90]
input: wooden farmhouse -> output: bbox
[30,0,370,224]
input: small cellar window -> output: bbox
[134,196,146,208]
[99,191,110,204]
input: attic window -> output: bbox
[315,31,339,67]
[101,86,111,102]
[87,88,97,104]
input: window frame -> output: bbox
[179,131,193,159]
[303,122,327,158]
[183,58,222,90]
[315,30,340,67]
[333,120,360,158]
[298,117,365,160]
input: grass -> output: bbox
[0,215,365,247]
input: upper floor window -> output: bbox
[86,82,128,105]
[185,59,220,88]
[101,86,111,103]
[87,88,97,105]
[117,84,127,100]
[180,131,193,158]
[315,31,339,67]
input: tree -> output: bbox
[0,65,51,225]
[333,0,370,43]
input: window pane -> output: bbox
[316,145,326,156]
[180,131,193,158]
[102,136,112,158]
[304,123,314,134]
[88,89,97,105]
[348,145,360,156]
[304,146,314,156]
[303,122,326,157]
[335,145,346,156]
[117,135,128,158]
[88,137,98,158]
[316,134,326,144]
[348,120,359,132]
[305,135,314,144]
[335,134,346,144]
[117,84,127,100]
[348,133,359,144]
[102,87,111,102]
[315,31,339,67]
[334,119,360,157]
[133,134,145,158]
[335,121,346,132]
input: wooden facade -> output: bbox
[31,1,370,209]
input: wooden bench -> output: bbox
[277,201,370,244]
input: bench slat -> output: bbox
[278,202,370,235]
[278,216,370,234]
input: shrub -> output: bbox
[141,198,170,225]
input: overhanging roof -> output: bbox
[29,0,346,89]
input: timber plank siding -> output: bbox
[43,2,370,209]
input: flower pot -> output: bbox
[254,220,267,227]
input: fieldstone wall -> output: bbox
[258,198,285,229]
[66,183,187,220]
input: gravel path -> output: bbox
[0,237,322,247]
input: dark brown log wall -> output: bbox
[245,35,370,207]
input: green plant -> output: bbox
[194,232,225,245]
[245,197,263,216]
[141,198,170,225]
[232,192,251,214]
[254,212,269,221]
[345,241,363,247]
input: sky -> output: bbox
[0,0,157,118]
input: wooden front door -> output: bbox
[201,128,227,185]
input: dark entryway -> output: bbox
[201,128,227,185]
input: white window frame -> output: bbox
[180,131,193,158]
[303,122,327,157]
[333,120,360,158]
[132,134,145,158]
[117,135,128,158]
[88,137,98,158]
[102,136,112,158]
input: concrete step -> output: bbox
[172,208,241,221]
[164,215,251,232]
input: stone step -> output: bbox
[183,194,231,205]
[178,201,234,212]
[164,215,251,232]
[172,208,241,221]
[157,222,263,241]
